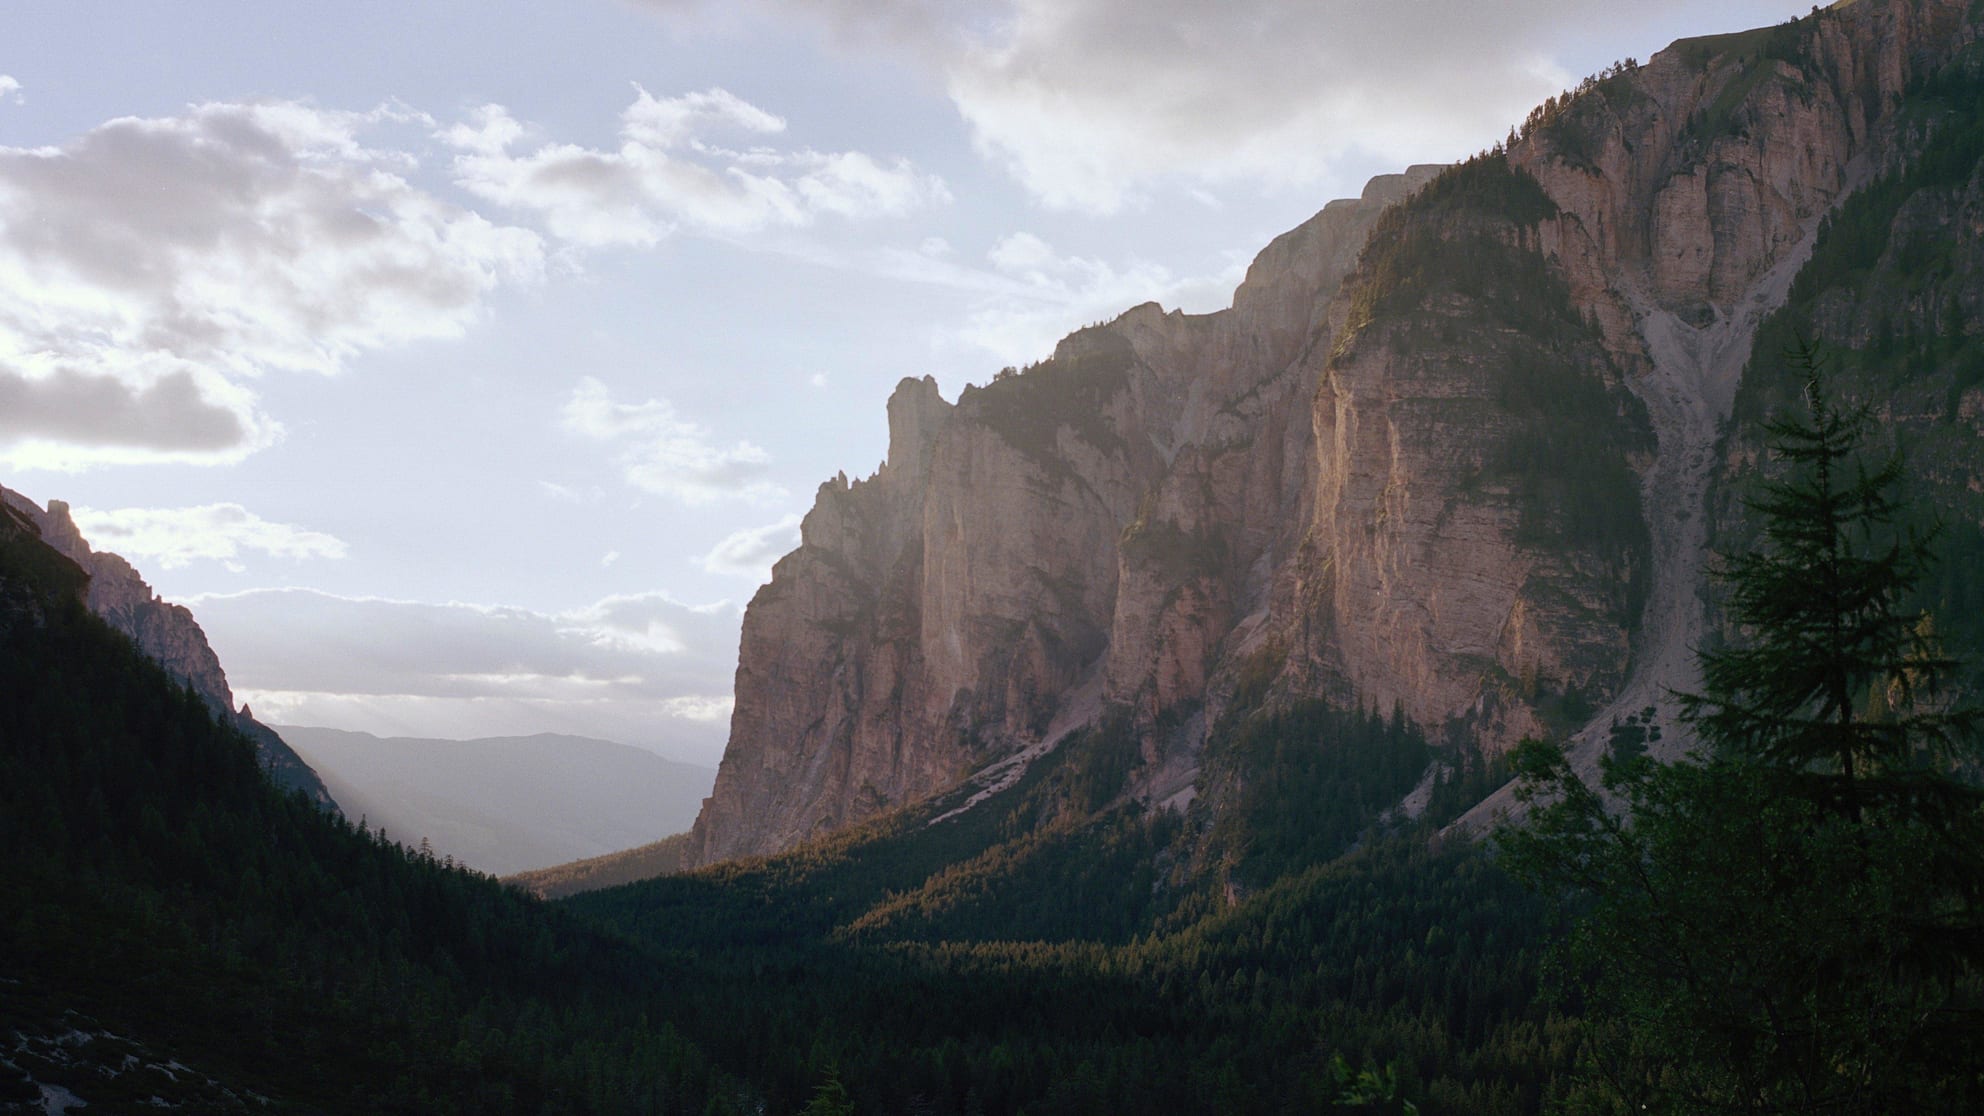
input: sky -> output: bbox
[0,0,1814,764]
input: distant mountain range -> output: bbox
[273,726,713,875]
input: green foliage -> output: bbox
[1731,40,1984,695]
[1504,359,1984,1113]
[554,683,1572,1115]
[1329,1053,1420,1115]
[506,831,692,899]
[1204,700,1431,890]
[961,329,1134,467]
[1340,153,1651,628]
[1348,156,1559,333]
[1505,741,1984,1113]
[1692,348,1981,807]
[799,1070,856,1116]
[1419,742,1518,831]
[1517,58,1646,171]
[575,829,1566,1116]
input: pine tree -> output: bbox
[1502,345,1984,1114]
[1683,342,1980,818]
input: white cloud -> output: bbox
[70,503,347,570]
[0,76,20,105]
[601,549,621,568]
[946,0,1574,213]
[673,0,1807,213]
[187,586,743,761]
[0,99,544,469]
[701,513,802,580]
[446,85,950,248]
[562,375,784,504]
[959,232,1248,366]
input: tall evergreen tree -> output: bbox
[1503,345,1984,1114]
[1683,343,1979,818]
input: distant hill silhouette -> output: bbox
[275,726,712,875]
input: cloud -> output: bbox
[959,231,1248,365]
[562,375,784,504]
[70,503,348,570]
[446,85,950,248]
[941,0,1578,212]
[0,358,273,469]
[701,514,802,580]
[669,0,1805,213]
[0,99,544,468]
[0,76,20,105]
[186,586,743,760]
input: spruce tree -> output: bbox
[1683,343,1980,818]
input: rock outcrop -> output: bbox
[691,0,1982,864]
[688,168,1443,865]
[0,486,335,808]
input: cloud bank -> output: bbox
[2,87,947,471]
[0,100,545,469]
[670,0,1805,213]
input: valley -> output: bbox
[5,0,1984,1111]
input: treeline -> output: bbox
[559,695,1574,1115]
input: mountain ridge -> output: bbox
[689,0,1983,868]
[0,484,335,808]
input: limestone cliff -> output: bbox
[689,168,1442,864]
[691,0,1982,864]
[1450,0,1980,828]
[0,486,335,808]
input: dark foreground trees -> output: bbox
[1504,346,1984,1113]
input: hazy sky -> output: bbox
[1,0,1812,762]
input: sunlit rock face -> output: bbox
[0,486,335,808]
[690,0,1979,865]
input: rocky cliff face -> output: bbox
[0,486,335,808]
[1449,0,1980,829]
[689,168,1441,864]
[692,0,1982,864]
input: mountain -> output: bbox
[0,480,1562,1114]
[9,4,1984,1112]
[0,487,748,1111]
[0,486,335,809]
[689,0,1984,867]
[275,726,713,875]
